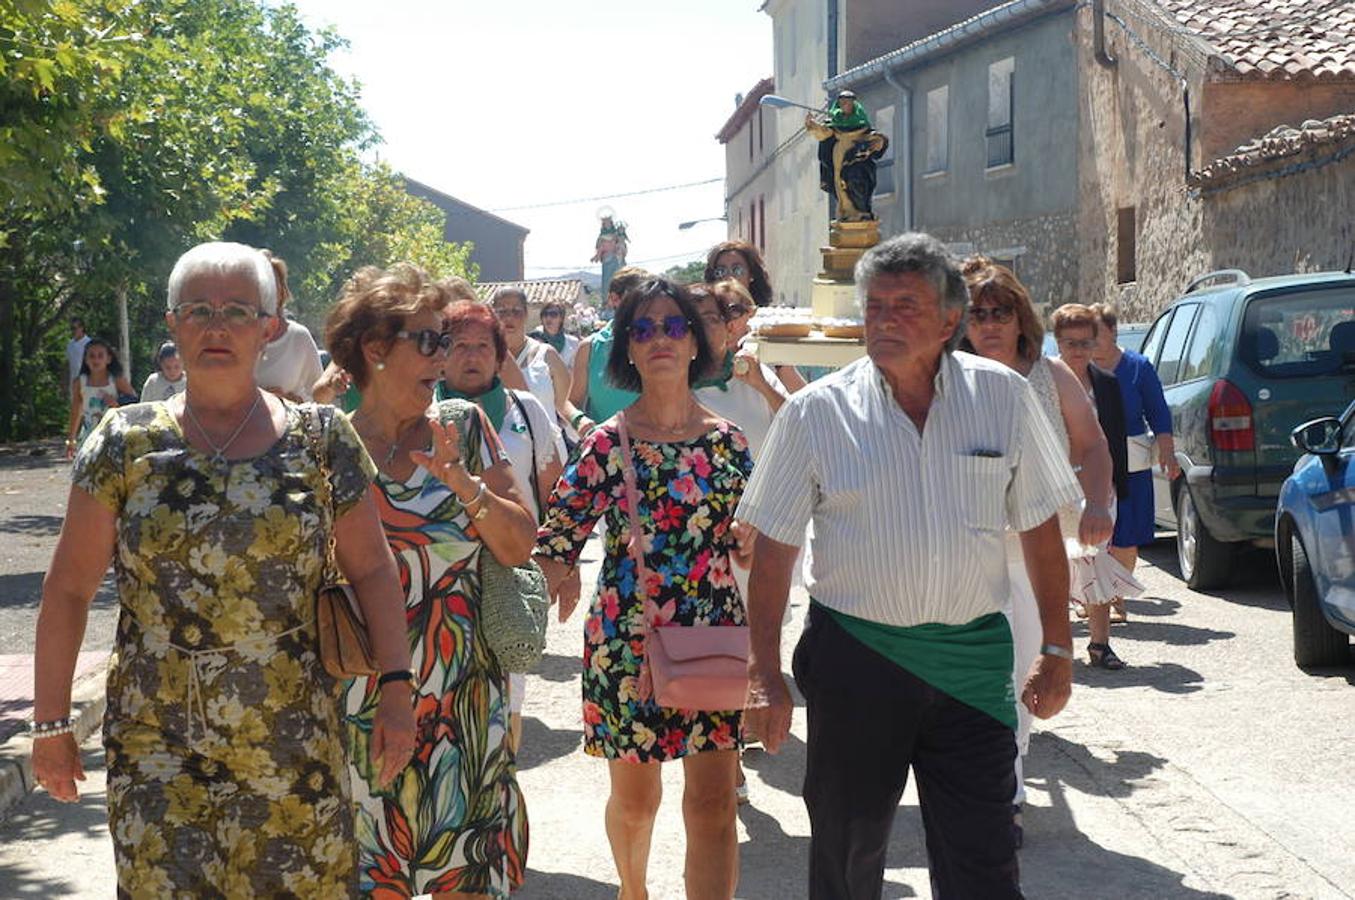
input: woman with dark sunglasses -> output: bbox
[326,264,538,897]
[704,240,808,394]
[535,278,755,899]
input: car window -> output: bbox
[1139,310,1173,365]
[1241,287,1355,378]
[1344,403,1355,452]
[1155,304,1198,385]
[1117,325,1149,353]
[1178,303,1220,382]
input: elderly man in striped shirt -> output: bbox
[738,232,1081,899]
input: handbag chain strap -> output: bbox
[303,406,340,581]
[615,412,654,635]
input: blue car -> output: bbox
[1275,400,1355,667]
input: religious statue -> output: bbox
[805,90,889,222]
[591,207,629,296]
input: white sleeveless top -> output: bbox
[1005,356,1080,559]
[516,338,557,415]
[78,375,119,437]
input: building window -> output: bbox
[1116,206,1137,283]
[986,57,1015,168]
[789,11,798,77]
[925,86,948,174]
[748,123,754,164]
[758,108,765,155]
[758,195,766,252]
[873,104,895,197]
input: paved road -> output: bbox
[1,449,1352,898]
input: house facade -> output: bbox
[826,0,1083,315]
[1077,0,1355,321]
[402,178,529,282]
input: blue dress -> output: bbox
[1112,350,1172,547]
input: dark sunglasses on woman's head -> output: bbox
[629,315,691,343]
[712,263,747,279]
[968,306,1015,324]
[396,328,452,357]
[720,302,752,319]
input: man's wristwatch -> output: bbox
[1039,643,1075,660]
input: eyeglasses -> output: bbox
[172,303,267,328]
[1058,338,1096,351]
[396,329,453,357]
[493,306,527,319]
[720,302,752,319]
[712,263,747,279]
[968,306,1015,325]
[698,311,726,327]
[540,310,563,318]
[629,315,691,343]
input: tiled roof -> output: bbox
[1152,0,1355,81]
[476,279,588,307]
[1190,113,1355,188]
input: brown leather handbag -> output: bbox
[306,407,379,679]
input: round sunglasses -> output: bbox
[629,314,691,343]
[396,328,453,357]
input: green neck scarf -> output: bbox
[536,328,566,354]
[829,100,871,130]
[693,351,735,392]
[445,376,507,432]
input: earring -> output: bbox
[628,358,636,366]
[375,361,385,371]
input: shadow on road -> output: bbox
[516,869,617,899]
[0,514,64,537]
[0,571,117,611]
[1074,659,1205,693]
[516,716,583,772]
[1023,732,1232,899]
[532,652,581,684]
[0,744,111,896]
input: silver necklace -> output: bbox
[354,415,422,468]
[184,392,262,466]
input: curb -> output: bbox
[0,658,109,817]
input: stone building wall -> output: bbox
[1075,1,1355,324]
[929,210,1081,313]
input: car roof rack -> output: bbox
[1184,269,1251,294]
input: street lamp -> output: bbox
[758,94,825,114]
[678,216,727,231]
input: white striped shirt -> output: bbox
[737,352,1081,627]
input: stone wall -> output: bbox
[926,210,1081,314]
[1076,1,1355,324]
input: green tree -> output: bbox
[663,258,707,284]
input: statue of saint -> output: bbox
[805,90,889,222]
[591,210,629,296]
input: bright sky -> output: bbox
[289,1,773,279]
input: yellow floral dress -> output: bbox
[73,401,376,898]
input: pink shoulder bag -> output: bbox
[616,412,749,712]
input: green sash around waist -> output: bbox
[818,601,1017,730]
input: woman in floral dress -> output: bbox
[32,242,416,896]
[326,265,538,898]
[535,278,755,900]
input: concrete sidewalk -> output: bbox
[0,652,110,816]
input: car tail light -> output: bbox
[1208,379,1254,451]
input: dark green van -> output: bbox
[1138,269,1355,588]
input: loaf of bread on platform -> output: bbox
[750,306,814,339]
[819,318,865,339]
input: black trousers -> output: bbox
[792,604,1023,900]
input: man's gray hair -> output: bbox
[855,232,969,350]
[167,241,278,315]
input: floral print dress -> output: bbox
[345,400,527,898]
[72,401,373,898]
[536,420,754,763]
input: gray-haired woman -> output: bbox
[32,241,416,896]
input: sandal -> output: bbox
[1109,597,1128,624]
[1087,642,1126,670]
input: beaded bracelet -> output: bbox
[30,717,75,739]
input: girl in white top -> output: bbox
[253,251,322,401]
[66,338,134,458]
[490,288,580,432]
[139,341,187,402]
